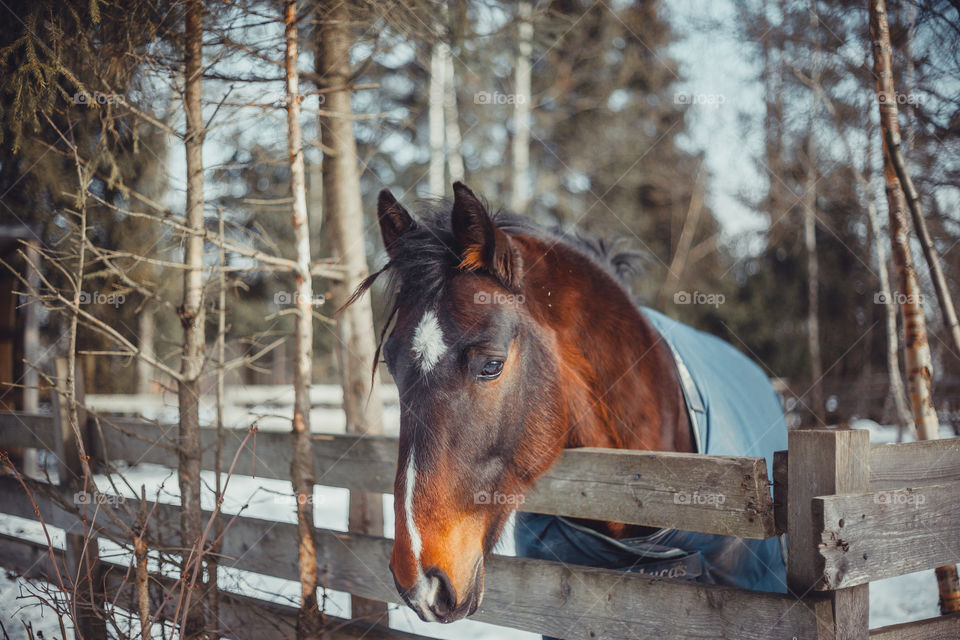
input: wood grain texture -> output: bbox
[0,478,822,640]
[787,428,871,640]
[814,481,960,589]
[869,439,960,490]
[0,414,777,538]
[868,612,960,639]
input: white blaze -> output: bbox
[404,445,423,562]
[402,444,440,621]
[412,309,446,373]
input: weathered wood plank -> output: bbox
[312,526,823,640]
[524,447,775,538]
[0,477,822,640]
[312,435,777,538]
[0,413,777,538]
[787,428,871,640]
[868,612,960,639]
[814,481,960,589]
[869,439,960,490]
[0,412,61,450]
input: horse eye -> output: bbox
[479,360,504,379]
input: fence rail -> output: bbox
[1,407,960,639]
[0,412,777,538]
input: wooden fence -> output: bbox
[1,405,959,639]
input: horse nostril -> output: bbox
[424,566,457,618]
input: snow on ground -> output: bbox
[0,412,951,638]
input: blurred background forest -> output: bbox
[2,0,959,428]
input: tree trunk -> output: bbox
[285,1,322,636]
[861,132,914,439]
[804,0,824,424]
[868,0,959,615]
[137,303,156,395]
[885,129,960,361]
[865,185,914,440]
[510,1,533,214]
[444,54,464,183]
[428,27,447,196]
[178,0,207,634]
[761,0,786,235]
[316,0,387,623]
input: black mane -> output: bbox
[345,199,649,377]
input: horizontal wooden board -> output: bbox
[0,477,822,640]
[869,439,960,490]
[0,413,777,538]
[813,481,960,589]
[524,447,775,537]
[868,612,960,640]
[0,411,64,450]
[312,527,823,640]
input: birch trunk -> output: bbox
[444,54,464,183]
[510,1,533,214]
[865,185,914,439]
[285,1,322,635]
[137,304,155,395]
[868,0,959,614]
[428,32,447,196]
[316,0,386,623]
[178,0,207,634]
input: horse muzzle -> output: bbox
[392,558,484,623]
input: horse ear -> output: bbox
[377,189,415,258]
[451,181,521,290]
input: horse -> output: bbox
[348,181,787,624]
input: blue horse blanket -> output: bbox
[515,307,788,593]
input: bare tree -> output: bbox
[885,130,960,359]
[178,0,208,634]
[429,21,448,196]
[316,0,386,623]
[284,0,322,635]
[510,1,533,214]
[444,54,465,183]
[869,0,959,614]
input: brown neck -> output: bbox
[519,235,694,456]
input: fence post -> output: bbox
[53,356,107,638]
[787,427,870,640]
